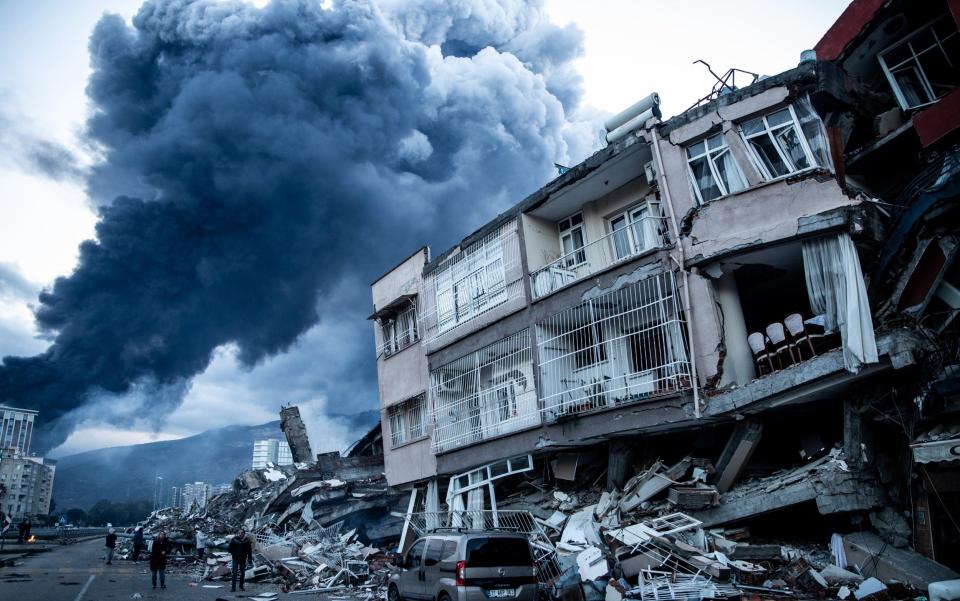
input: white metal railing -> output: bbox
[536,271,690,421]
[530,210,669,300]
[430,330,540,453]
[387,394,426,448]
[420,221,524,347]
[379,302,419,358]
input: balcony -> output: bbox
[529,205,669,300]
[536,271,691,421]
[429,330,540,453]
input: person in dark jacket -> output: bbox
[149,531,173,589]
[105,528,117,565]
[228,529,253,592]
[132,527,145,563]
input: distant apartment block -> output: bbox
[180,481,212,511]
[252,439,294,469]
[0,449,56,521]
[0,405,37,455]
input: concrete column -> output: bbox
[714,419,763,493]
[843,398,870,468]
[606,438,634,491]
[715,273,757,386]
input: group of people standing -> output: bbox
[104,526,253,591]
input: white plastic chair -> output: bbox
[747,332,775,375]
[765,322,797,366]
[784,313,817,359]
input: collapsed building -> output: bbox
[369,0,960,598]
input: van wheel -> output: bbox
[437,593,452,601]
[389,584,402,601]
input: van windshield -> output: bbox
[465,538,531,567]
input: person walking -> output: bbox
[228,528,253,592]
[105,528,117,565]
[149,530,173,589]
[195,528,207,560]
[132,527,145,563]
[17,519,28,544]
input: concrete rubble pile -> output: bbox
[133,409,402,596]
[478,449,959,601]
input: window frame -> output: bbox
[878,15,959,111]
[387,394,427,448]
[607,200,663,260]
[435,237,507,334]
[739,105,819,181]
[685,132,747,204]
[380,301,419,358]
[557,213,587,268]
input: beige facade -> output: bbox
[0,450,56,521]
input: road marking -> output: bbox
[74,574,95,601]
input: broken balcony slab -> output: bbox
[690,456,885,528]
[844,532,960,589]
[704,329,921,418]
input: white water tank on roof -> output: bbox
[604,92,661,133]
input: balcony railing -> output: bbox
[529,212,669,300]
[429,330,540,453]
[536,271,691,421]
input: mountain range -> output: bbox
[52,411,378,511]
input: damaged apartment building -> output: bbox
[369,0,960,587]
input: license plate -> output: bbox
[486,589,516,598]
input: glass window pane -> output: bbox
[571,213,583,225]
[689,156,722,202]
[749,134,790,178]
[740,118,765,136]
[712,149,746,194]
[766,108,793,128]
[884,43,913,68]
[910,29,937,54]
[686,141,706,158]
[610,216,633,259]
[893,66,929,107]
[706,133,726,150]
[775,126,809,171]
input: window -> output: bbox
[435,235,507,334]
[387,394,426,447]
[879,16,959,110]
[558,213,586,267]
[406,539,426,569]
[740,105,826,180]
[424,539,445,566]
[686,133,747,203]
[609,202,664,260]
[573,322,608,370]
[381,302,418,357]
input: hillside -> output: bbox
[52,410,378,510]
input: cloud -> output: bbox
[0,0,598,451]
[0,102,85,182]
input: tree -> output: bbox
[65,508,87,525]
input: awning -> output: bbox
[367,294,416,321]
[911,438,960,464]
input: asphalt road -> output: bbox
[0,538,285,600]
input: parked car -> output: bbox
[389,531,537,601]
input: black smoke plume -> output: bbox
[0,0,596,451]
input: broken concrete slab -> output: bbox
[691,461,885,528]
[844,532,960,589]
[620,457,691,512]
[714,420,763,493]
[280,405,314,463]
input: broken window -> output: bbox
[429,330,539,453]
[558,213,586,268]
[878,15,959,110]
[740,103,828,180]
[685,133,747,203]
[537,271,690,420]
[387,394,426,448]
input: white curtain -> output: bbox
[802,233,878,372]
[425,480,439,531]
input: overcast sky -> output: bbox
[0,0,849,456]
